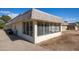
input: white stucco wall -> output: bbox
[35,32,62,43]
[61,26,67,31]
[12,21,34,43]
[20,34,34,43]
[15,22,23,35]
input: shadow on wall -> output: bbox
[4,30,33,43]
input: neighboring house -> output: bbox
[67,23,78,30]
[61,21,68,31]
[6,9,63,43]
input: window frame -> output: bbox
[37,22,61,36]
[23,21,33,37]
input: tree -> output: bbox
[76,22,79,24]
[0,15,11,23]
[76,22,79,27]
[0,19,5,29]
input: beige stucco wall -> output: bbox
[11,21,34,43]
[61,25,67,31]
[75,26,78,30]
[11,24,16,34]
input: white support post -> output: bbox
[33,21,37,43]
[60,24,62,32]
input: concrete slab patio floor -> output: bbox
[0,29,49,51]
[38,30,79,51]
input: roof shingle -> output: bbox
[7,8,63,25]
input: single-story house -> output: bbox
[67,23,78,30]
[6,9,63,43]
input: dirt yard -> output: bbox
[0,29,48,51]
[1,29,79,51]
[38,30,79,51]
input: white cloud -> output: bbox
[63,17,77,23]
[0,10,11,14]
[8,13,19,19]
[0,10,19,19]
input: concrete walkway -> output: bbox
[0,29,49,51]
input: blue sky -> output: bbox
[0,8,79,23]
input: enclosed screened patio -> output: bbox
[22,20,61,43]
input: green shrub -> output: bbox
[0,20,5,29]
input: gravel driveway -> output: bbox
[0,29,48,51]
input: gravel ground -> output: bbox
[38,30,79,51]
[0,29,49,51]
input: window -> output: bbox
[55,23,60,32]
[23,22,26,34]
[56,26,60,32]
[37,22,43,36]
[37,22,61,36]
[29,21,33,36]
[52,25,56,33]
[49,23,53,33]
[23,21,33,36]
[45,22,49,34]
